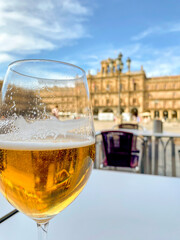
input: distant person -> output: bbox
[137,116,140,123]
[52,105,59,118]
[132,115,137,121]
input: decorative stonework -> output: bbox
[0,55,180,121]
[87,55,180,120]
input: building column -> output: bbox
[168,110,172,120]
[150,110,154,119]
[159,110,163,120]
[177,110,180,120]
[127,74,130,113]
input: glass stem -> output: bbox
[37,222,49,240]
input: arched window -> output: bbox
[133,98,137,104]
[106,99,110,105]
[106,84,110,91]
[94,85,98,92]
[94,99,99,106]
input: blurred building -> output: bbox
[1,54,180,121]
[87,54,180,121]
[0,80,87,119]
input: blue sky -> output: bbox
[0,0,180,78]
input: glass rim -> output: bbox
[8,59,86,81]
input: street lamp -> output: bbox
[126,57,131,72]
[109,59,114,73]
[116,53,124,120]
[106,59,114,108]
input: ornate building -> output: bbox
[0,80,88,119]
[87,53,180,121]
[0,54,180,121]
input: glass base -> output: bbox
[33,216,53,224]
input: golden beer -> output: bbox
[0,139,95,223]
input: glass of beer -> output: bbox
[0,60,95,239]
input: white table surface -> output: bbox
[1,169,180,240]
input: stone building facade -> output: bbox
[0,55,180,121]
[87,55,180,121]
[0,80,88,119]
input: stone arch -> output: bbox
[103,108,113,113]
[163,110,168,119]
[93,107,99,115]
[172,110,177,119]
[120,107,124,114]
[131,108,138,117]
[154,110,159,118]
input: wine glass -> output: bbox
[0,60,95,239]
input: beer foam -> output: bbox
[0,116,93,138]
[0,137,95,151]
[0,116,95,150]
[11,116,92,140]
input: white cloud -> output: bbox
[0,33,55,53]
[126,45,180,77]
[140,55,180,77]
[132,22,180,41]
[80,43,180,77]
[132,28,158,41]
[61,0,89,15]
[0,53,15,63]
[0,0,91,63]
